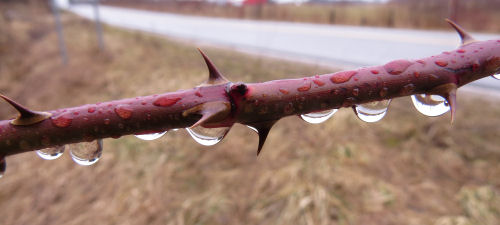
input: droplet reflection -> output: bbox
[69,139,103,166]
[411,94,450,116]
[186,126,230,146]
[355,99,391,123]
[135,131,167,141]
[300,109,338,124]
[246,125,258,133]
[36,146,65,160]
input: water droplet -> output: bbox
[354,100,391,123]
[36,146,65,160]
[435,60,448,67]
[492,73,500,80]
[330,71,357,84]
[297,83,311,92]
[384,60,413,75]
[135,131,167,141]
[300,109,337,124]
[69,140,103,166]
[416,60,426,65]
[186,126,230,146]
[279,88,289,95]
[313,79,325,86]
[153,96,181,107]
[0,158,5,178]
[411,94,449,116]
[115,105,133,119]
[51,113,72,128]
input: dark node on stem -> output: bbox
[198,48,230,85]
[247,120,278,156]
[445,19,477,46]
[230,82,248,96]
[0,94,52,126]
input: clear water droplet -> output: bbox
[0,158,5,178]
[186,126,230,146]
[411,94,450,116]
[492,73,500,80]
[300,109,338,124]
[355,99,391,123]
[135,131,167,141]
[246,125,258,133]
[36,146,65,160]
[69,139,103,166]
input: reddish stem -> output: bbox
[0,39,499,157]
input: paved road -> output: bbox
[66,4,500,92]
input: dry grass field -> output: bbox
[1,2,500,225]
[106,0,500,33]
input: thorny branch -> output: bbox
[0,20,499,167]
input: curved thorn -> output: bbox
[247,120,277,156]
[190,113,211,129]
[428,83,458,124]
[445,89,457,124]
[0,94,37,118]
[445,19,477,45]
[197,48,229,85]
[0,94,52,125]
[182,101,231,128]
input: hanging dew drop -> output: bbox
[186,126,230,146]
[300,109,338,124]
[36,145,65,160]
[411,94,450,116]
[135,131,167,141]
[355,99,391,123]
[69,139,103,166]
[0,158,5,178]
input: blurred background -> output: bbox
[1,0,500,224]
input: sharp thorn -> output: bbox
[445,88,457,125]
[190,113,211,128]
[0,94,51,126]
[182,101,231,128]
[445,19,477,45]
[428,83,458,124]
[247,120,277,156]
[0,94,36,118]
[197,48,229,85]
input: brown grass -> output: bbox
[105,0,500,33]
[1,3,500,225]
